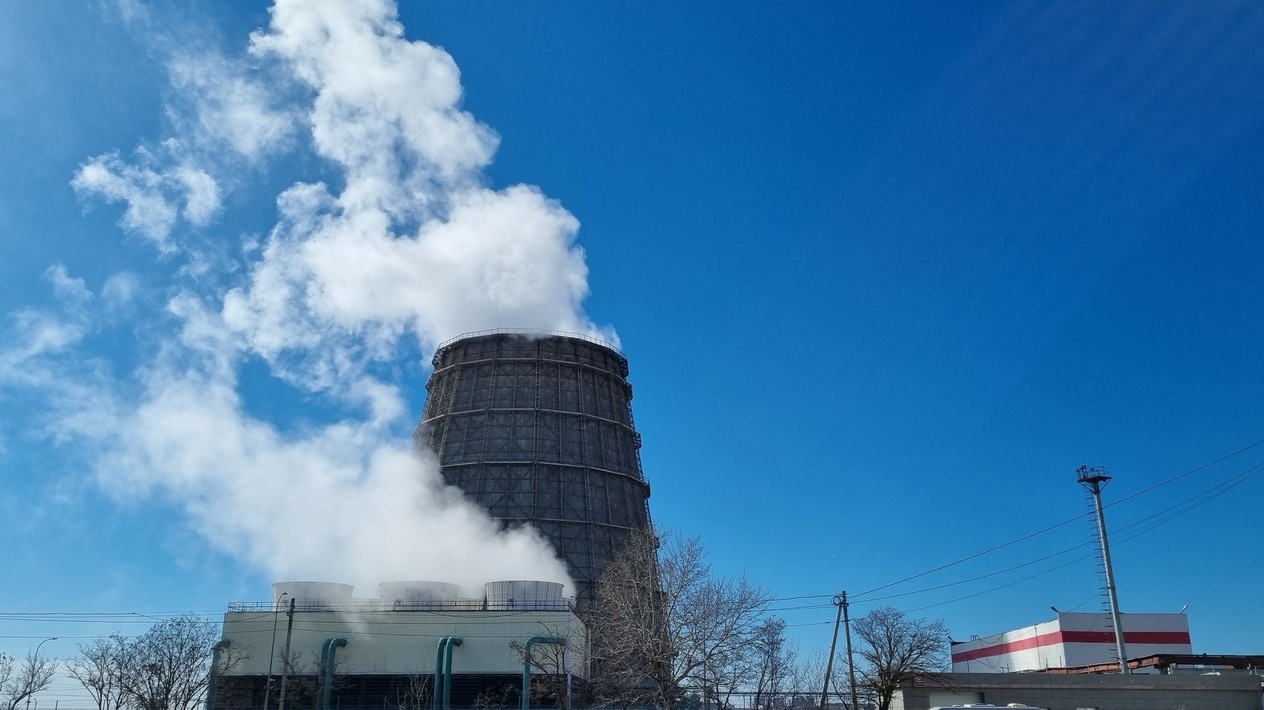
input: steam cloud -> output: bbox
[5,0,612,597]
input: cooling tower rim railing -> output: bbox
[435,328,625,359]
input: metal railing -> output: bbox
[435,328,624,359]
[226,599,577,613]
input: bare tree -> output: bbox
[387,673,433,710]
[67,617,240,710]
[0,647,57,710]
[275,650,321,710]
[589,528,771,710]
[65,636,129,710]
[121,615,235,710]
[852,607,948,710]
[788,651,832,710]
[750,619,795,710]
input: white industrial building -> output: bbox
[211,581,587,710]
[949,611,1192,673]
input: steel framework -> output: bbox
[415,331,652,608]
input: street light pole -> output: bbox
[263,593,288,710]
[25,638,58,710]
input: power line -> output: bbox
[767,437,1264,614]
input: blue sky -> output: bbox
[2,0,1263,700]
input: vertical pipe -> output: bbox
[319,638,347,710]
[521,637,566,710]
[433,638,449,710]
[443,638,463,710]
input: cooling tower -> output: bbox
[415,330,652,609]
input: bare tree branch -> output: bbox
[588,528,771,710]
[66,636,129,710]
[0,648,57,710]
[68,615,238,710]
[852,607,949,710]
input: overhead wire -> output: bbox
[770,436,1264,616]
[4,439,1263,640]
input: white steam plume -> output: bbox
[5,0,613,597]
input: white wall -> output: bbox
[220,609,588,677]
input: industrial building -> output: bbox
[212,331,652,710]
[213,581,587,710]
[895,670,1262,710]
[950,612,1193,673]
[894,612,1262,710]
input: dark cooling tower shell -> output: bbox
[415,331,651,609]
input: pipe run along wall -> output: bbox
[319,638,347,710]
[432,637,463,710]
[521,637,566,710]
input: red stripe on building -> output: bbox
[952,630,1191,663]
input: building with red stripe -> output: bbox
[951,612,1192,672]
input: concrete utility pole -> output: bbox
[821,594,843,710]
[841,594,860,710]
[278,596,297,710]
[1077,465,1130,674]
[821,592,860,710]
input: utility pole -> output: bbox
[278,596,297,710]
[1077,465,1130,674]
[821,592,860,710]
[821,593,843,710]
[842,593,860,710]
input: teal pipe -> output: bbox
[442,637,463,710]
[205,639,230,710]
[520,637,566,710]
[318,638,347,710]
[433,638,448,710]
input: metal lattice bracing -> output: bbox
[414,331,652,609]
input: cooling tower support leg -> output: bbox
[521,637,566,710]
[319,638,347,710]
